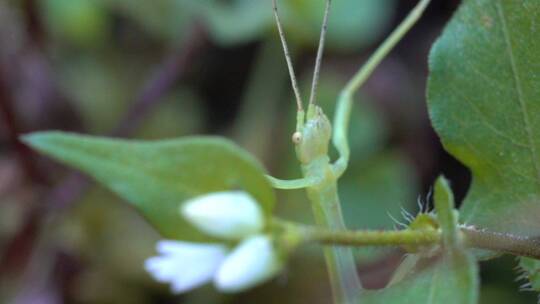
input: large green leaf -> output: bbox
[427,0,540,237]
[23,132,275,241]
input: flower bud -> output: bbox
[180,191,264,240]
[214,235,281,292]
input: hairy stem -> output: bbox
[461,227,540,260]
[304,227,440,247]
[289,222,540,260]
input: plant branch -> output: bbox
[283,221,540,260]
[342,0,430,95]
[461,226,540,260]
[301,226,440,247]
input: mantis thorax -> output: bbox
[294,104,332,166]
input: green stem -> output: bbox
[304,227,440,247]
[282,221,540,260]
[343,0,431,94]
[461,227,540,260]
[332,0,431,176]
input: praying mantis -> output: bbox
[266,0,431,302]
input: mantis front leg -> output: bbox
[332,0,432,177]
[265,175,318,189]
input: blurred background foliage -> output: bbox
[0,0,535,303]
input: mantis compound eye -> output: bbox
[292,132,302,144]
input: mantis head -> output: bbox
[272,0,332,165]
[293,105,331,165]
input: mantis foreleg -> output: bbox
[265,175,317,189]
[332,0,431,177]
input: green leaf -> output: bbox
[361,250,479,304]
[427,0,540,237]
[433,176,459,246]
[22,131,275,241]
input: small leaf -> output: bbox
[23,131,275,241]
[433,176,459,247]
[428,0,540,238]
[361,250,479,304]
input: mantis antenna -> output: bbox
[308,0,331,106]
[272,0,304,112]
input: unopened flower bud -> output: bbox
[181,191,264,240]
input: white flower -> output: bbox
[215,235,281,292]
[145,191,282,294]
[180,191,264,240]
[144,241,227,293]
[145,235,280,294]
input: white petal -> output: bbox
[144,240,227,294]
[214,235,281,292]
[180,191,264,240]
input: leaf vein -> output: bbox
[449,84,529,148]
[426,265,439,304]
[496,1,540,188]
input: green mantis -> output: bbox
[268,0,432,302]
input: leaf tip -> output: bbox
[20,131,64,152]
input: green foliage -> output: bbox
[22,132,275,241]
[101,0,191,41]
[428,0,540,238]
[433,176,459,246]
[41,0,109,46]
[428,0,540,296]
[178,0,395,49]
[362,180,478,303]
[281,0,396,50]
[178,0,270,46]
[362,250,478,304]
